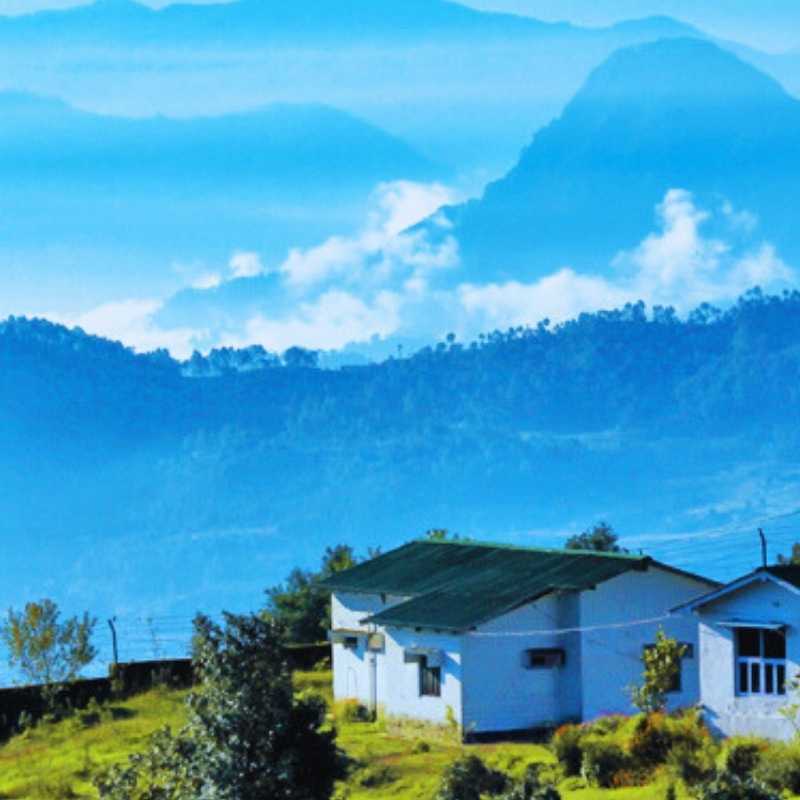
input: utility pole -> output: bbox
[108,617,119,666]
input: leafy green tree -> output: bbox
[565,522,626,553]
[264,544,360,644]
[1,599,96,712]
[630,628,687,713]
[96,612,346,799]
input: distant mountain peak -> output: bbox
[591,37,784,95]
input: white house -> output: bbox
[322,539,716,735]
[674,564,800,740]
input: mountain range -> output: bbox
[0,95,439,314]
[432,37,800,282]
[161,37,800,353]
[0,0,781,176]
[3,290,800,630]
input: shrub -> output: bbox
[581,739,630,788]
[356,764,398,788]
[667,739,716,786]
[436,755,508,800]
[499,764,561,800]
[334,699,371,723]
[552,724,585,776]
[697,771,780,800]
[754,741,800,794]
[412,738,431,753]
[629,712,672,767]
[724,739,764,778]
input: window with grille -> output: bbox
[736,627,786,696]
[419,656,441,697]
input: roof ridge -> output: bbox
[415,538,646,562]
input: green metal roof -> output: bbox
[321,540,667,632]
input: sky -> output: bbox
[2,0,800,52]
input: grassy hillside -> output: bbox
[0,672,693,800]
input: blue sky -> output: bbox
[3,0,800,52]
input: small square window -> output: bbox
[419,656,442,697]
[343,636,359,650]
[524,648,565,669]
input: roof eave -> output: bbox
[671,567,800,614]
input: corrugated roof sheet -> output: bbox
[321,540,654,631]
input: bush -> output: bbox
[754,741,800,794]
[552,724,585,776]
[436,755,508,800]
[724,739,764,778]
[334,699,371,723]
[666,740,716,787]
[356,764,398,787]
[697,771,780,800]
[412,738,431,753]
[580,739,630,788]
[630,709,712,768]
[499,764,561,800]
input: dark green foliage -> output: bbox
[666,741,716,786]
[580,739,630,788]
[725,742,763,778]
[95,612,346,799]
[264,544,360,644]
[565,522,624,553]
[753,743,800,793]
[436,754,508,800]
[552,725,585,776]
[697,771,780,800]
[499,764,561,800]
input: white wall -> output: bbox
[578,566,710,721]
[694,578,800,740]
[331,591,463,725]
[461,593,580,732]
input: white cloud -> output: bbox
[280,180,458,288]
[222,290,402,353]
[228,251,264,279]
[459,269,631,329]
[44,299,204,359]
[459,189,794,332]
[192,272,222,290]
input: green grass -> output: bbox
[0,672,716,799]
[0,686,189,799]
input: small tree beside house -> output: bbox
[630,628,687,714]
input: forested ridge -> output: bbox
[2,289,800,613]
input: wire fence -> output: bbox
[0,612,230,688]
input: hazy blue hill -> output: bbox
[3,292,800,618]
[0,94,439,303]
[435,38,800,282]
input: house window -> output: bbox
[736,627,786,696]
[419,656,441,697]
[343,636,359,651]
[524,648,565,669]
[642,642,693,693]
